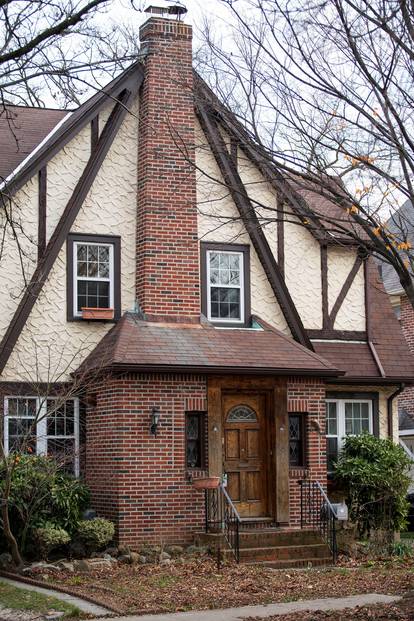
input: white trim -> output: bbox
[399,429,414,436]
[206,249,244,324]
[73,241,114,318]
[3,395,80,476]
[326,398,373,472]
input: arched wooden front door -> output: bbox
[222,393,268,518]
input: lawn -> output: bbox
[33,557,414,615]
[0,581,82,618]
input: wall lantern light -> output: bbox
[150,407,161,436]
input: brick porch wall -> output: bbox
[399,295,414,417]
[287,377,327,526]
[85,374,327,546]
[85,373,208,547]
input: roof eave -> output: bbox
[109,362,343,377]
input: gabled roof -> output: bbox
[2,62,144,194]
[0,105,67,181]
[76,313,342,377]
[381,199,414,295]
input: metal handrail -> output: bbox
[205,483,241,562]
[299,479,338,563]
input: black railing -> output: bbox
[205,484,241,562]
[299,479,338,563]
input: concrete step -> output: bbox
[245,556,333,569]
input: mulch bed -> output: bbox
[25,557,414,616]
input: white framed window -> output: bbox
[4,396,80,477]
[73,241,114,318]
[206,250,244,323]
[326,398,373,472]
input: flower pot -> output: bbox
[81,307,114,320]
[192,476,220,490]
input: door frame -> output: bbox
[207,375,289,525]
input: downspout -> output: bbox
[387,384,405,439]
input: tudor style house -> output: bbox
[1,5,414,563]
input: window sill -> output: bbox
[289,467,309,479]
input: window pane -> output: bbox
[8,418,36,453]
[87,261,98,277]
[327,437,338,472]
[77,245,87,262]
[98,246,109,262]
[98,262,109,278]
[210,269,219,285]
[289,414,303,467]
[186,413,203,469]
[326,402,337,435]
[229,254,240,270]
[87,246,98,262]
[77,281,110,311]
[345,401,370,435]
[77,262,87,277]
[219,254,229,269]
[209,252,219,269]
[47,438,75,475]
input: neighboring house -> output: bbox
[381,200,414,451]
[1,5,414,555]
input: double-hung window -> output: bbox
[4,396,80,476]
[201,243,250,327]
[67,234,120,321]
[326,398,373,473]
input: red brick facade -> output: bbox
[84,373,327,547]
[288,378,327,526]
[85,373,208,545]
[136,18,200,320]
[399,295,414,417]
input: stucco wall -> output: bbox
[327,247,365,331]
[46,125,91,243]
[195,120,291,335]
[0,179,38,340]
[1,95,139,382]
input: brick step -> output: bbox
[223,543,330,562]
[238,530,323,548]
[196,529,323,549]
[244,556,333,569]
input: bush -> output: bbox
[33,523,70,559]
[0,455,90,556]
[76,518,115,553]
[334,434,411,538]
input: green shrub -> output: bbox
[334,434,411,538]
[33,523,71,559]
[0,455,90,556]
[76,518,115,552]
[390,540,413,558]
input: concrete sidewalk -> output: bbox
[102,593,401,621]
[0,576,112,616]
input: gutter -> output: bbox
[387,383,405,438]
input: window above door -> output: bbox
[67,234,121,322]
[200,242,251,327]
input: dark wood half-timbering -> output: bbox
[37,166,47,261]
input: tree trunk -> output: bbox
[1,498,23,568]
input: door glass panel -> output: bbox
[227,405,257,422]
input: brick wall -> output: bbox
[136,18,200,320]
[85,373,208,547]
[399,295,414,417]
[287,377,327,526]
[85,373,327,546]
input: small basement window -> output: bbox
[67,234,120,321]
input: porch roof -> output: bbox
[76,313,342,377]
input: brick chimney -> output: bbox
[136,15,200,321]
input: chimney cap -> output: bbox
[144,1,187,18]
